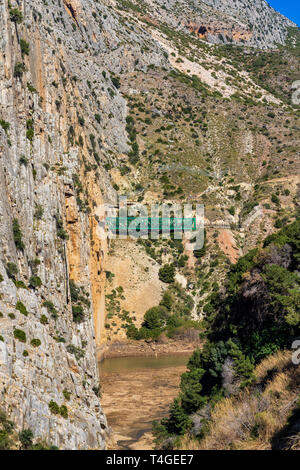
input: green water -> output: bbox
[99,354,189,374]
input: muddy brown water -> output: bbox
[98,354,190,450]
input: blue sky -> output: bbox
[268,1,300,26]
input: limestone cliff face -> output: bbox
[187,21,253,44]
[0,0,132,450]
[0,1,111,449]
[0,0,169,448]
[140,0,296,49]
[199,0,295,47]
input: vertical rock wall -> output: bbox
[0,0,133,449]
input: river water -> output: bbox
[98,354,189,450]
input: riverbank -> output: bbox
[97,332,201,362]
[97,328,203,362]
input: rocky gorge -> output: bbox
[0,0,299,451]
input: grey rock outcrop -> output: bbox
[142,0,296,49]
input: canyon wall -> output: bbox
[0,0,169,449]
[0,0,128,449]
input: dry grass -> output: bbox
[288,434,300,450]
[255,350,291,382]
[180,350,300,450]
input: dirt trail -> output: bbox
[217,229,240,263]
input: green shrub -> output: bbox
[105,271,115,282]
[23,350,29,357]
[72,305,84,323]
[40,315,48,325]
[111,76,120,89]
[14,280,27,289]
[6,262,18,279]
[126,324,140,339]
[34,205,44,220]
[158,264,175,283]
[19,429,33,449]
[56,219,69,240]
[0,120,10,133]
[78,115,85,126]
[143,306,169,330]
[9,8,23,24]
[14,62,25,78]
[271,193,280,205]
[8,313,15,320]
[274,218,283,229]
[12,218,25,251]
[29,276,42,289]
[31,442,59,450]
[27,83,37,94]
[0,429,12,450]
[30,338,41,348]
[16,301,28,316]
[59,405,68,419]
[43,301,58,319]
[0,411,14,450]
[29,258,40,274]
[26,119,34,141]
[63,390,71,401]
[20,39,30,56]
[69,280,80,302]
[66,344,85,361]
[0,336,4,342]
[48,401,60,415]
[166,398,191,435]
[54,336,65,343]
[127,311,168,340]
[92,385,101,398]
[160,291,173,311]
[19,155,29,167]
[14,329,26,343]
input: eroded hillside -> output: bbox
[100,0,300,341]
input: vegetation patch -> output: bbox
[16,301,28,316]
[12,219,25,251]
[153,220,300,448]
[14,329,26,343]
